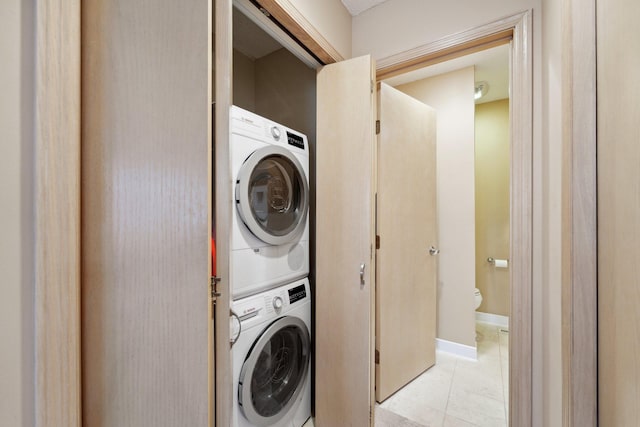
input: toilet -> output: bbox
[474,288,483,310]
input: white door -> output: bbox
[375,83,438,402]
[315,55,377,427]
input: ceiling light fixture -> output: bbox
[474,81,489,100]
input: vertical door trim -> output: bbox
[561,0,597,425]
[374,11,534,427]
[35,1,82,426]
[214,0,233,426]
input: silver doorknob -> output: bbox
[429,246,440,256]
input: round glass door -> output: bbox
[236,146,309,245]
[238,316,310,426]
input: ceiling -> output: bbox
[341,0,388,16]
[382,44,510,104]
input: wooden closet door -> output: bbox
[315,54,376,427]
[82,1,212,425]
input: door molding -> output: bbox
[214,1,233,425]
[35,1,82,425]
[253,0,344,64]
[561,0,597,425]
[374,11,533,426]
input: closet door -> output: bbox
[82,1,211,425]
[315,55,376,427]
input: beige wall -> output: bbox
[475,99,510,317]
[288,0,352,59]
[232,47,316,143]
[255,48,316,141]
[233,48,256,111]
[396,67,477,349]
[0,0,35,425]
[353,1,564,425]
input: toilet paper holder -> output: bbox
[487,257,509,267]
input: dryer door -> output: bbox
[238,316,311,426]
[236,145,309,245]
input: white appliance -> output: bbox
[230,106,310,299]
[231,279,312,427]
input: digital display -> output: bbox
[287,131,305,150]
[288,284,306,304]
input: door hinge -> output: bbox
[375,120,380,135]
[375,235,380,250]
[371,79,374,94]
[210,276,222,301]
[375,349,380,364]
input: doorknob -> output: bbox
[429,246,440,256]
[359,263,366,286]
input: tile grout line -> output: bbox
[441,356,458,427]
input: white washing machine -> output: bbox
[231,278,312,427]
[230,106,310,300]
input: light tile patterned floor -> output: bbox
[303,322,508,427]
[376,322,509,427]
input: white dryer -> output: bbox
[231,279,312,427]
[230,106,310,299]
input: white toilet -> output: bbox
[474,288,483,310]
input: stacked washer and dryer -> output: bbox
[229,106,312,427]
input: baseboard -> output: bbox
[475,311,510,329]
[436,338,477,360]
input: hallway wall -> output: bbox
[0,0,35,425]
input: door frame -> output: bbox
[374,11,533,426]
[34,1,81,425]
[561,0,597,425]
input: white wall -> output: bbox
[0,0,35,426]
[353,1,564,425]
[396,67,477,349]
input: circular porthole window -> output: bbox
[238,316,311,426]
[236,146,309,245]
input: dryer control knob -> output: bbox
[270,126,281,140]
[272,296,283,311]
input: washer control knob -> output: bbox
[272,296,283,311]
[270,126,281,141]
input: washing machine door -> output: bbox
[236,145,309,245]
[238,316,311,426]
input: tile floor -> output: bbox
[376,322,509,427]
[302,322,508,427]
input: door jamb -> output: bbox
[561,0,597,425]
[35,1,82,425]
[374,11,533,427]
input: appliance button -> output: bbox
[272,296,283,311]
[270,126,281,141]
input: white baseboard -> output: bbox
[475,311,509,329]
[436,338,477,360]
